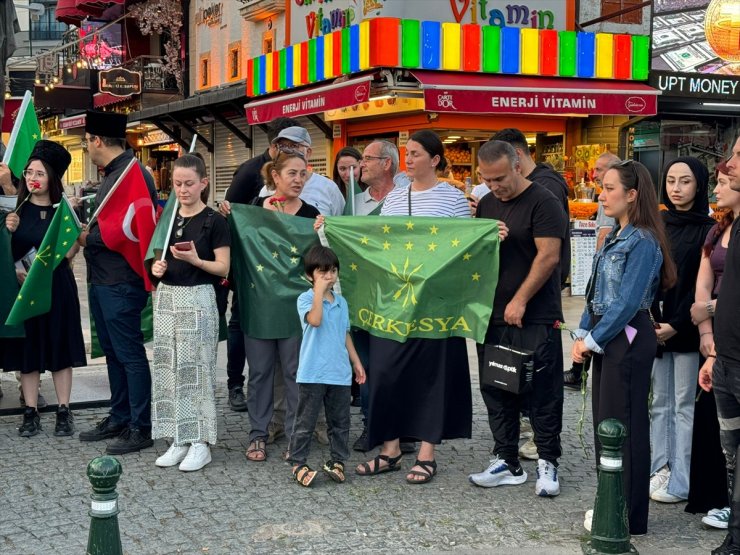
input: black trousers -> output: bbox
[591,311,655,536]
[712,358,740,501]
[477,324,564,465]
[226,293,246,390]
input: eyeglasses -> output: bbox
[361,155,388,163]
[81,135,96,149]
[23,169,47,179]
[619,159,639,187]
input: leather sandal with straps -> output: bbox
[322,460,346,483]
[293,464,318,487]
[406,459,437,484]
[356,453,402,476]
[246,439,267,461]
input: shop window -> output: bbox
[601,0,643,24]
[200,54,210,89]
[262,30,275,55]
[228,42,241,81]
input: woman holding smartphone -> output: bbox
[150,154,231,472]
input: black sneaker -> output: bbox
[106,427,153,455]
[54,405,75,437]
[228,387,248,412]
[19,407,41,437]
[400,441,417,454]
[564,367,585,391]
[712,534,740,555]
[353,428,370,452]
[350,395,361,407]
[79,416,127,442]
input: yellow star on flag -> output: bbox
[250,282,256,288]
[64,216,69,221]
[272,251,279,259]
[383,241,391,250]
[429,225,439,235]
[463,253,472,261]
[350,263,358,271]
[66,227,71,232]
[256,264,264,272]
[451,239,460,247]
[360,236,369,245]
[290,257,299,265]
[382,224,391,234]
[405,221,414,230]
[472,272,481,281]
[30,300,35,305]
[405,241,414,250]
[32,133,38,139]
[62,241,68,247]
[290,245,299,254]
[428,242,437,252]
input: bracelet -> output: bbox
[707,354,716,358]
[706,301,715,316]
[700,332,713,337]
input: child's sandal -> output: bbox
[293,464,317,487]
[322,460,346,483]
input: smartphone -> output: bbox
[174,242,192,251]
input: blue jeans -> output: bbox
[89,282,152,430]
[650,351,700,498]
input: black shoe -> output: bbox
[353,428,370,452]
[79,416,127,442]
[106,427,153,455]
[400,441,417,454]
[19,407,41,437]
[54,405,75,437]
[228,387,248,412]
[712,534,740,555]
[350,395,361,407]
[563,367,585,390]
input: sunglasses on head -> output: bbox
[276,146,306,159]
[619,159,639,186]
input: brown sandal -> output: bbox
[322,460,346,483]
[246,439,266,461]
[293,464,318,487]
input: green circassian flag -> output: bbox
[5,196,82,326]
[229,204,319,339]
[0,212,24,337]
[2,90,42,179]
[144,193,178,268]
[321,215,500,344]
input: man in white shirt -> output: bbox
[352,140,399,215]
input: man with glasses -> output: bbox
[352,140,400,216]
[77,111,158,455]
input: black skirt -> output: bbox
[1,261,87,373]
[366,335,472,447]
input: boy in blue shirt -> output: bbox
[289,245,366,487]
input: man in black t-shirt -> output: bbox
[700,134,740,555]
[468,140,567,498]
[218,117,299,412]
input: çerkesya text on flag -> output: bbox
[5,196,82,326]
[91,159,157,291]
[229,204,319,339]
[2,90,42,179]
[320,216,500,344]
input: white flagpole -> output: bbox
[189,134,198,153]
[86,157,138,228]
[2,90,33,166]
[349,165,356,216]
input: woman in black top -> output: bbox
[244,150,320,462]
[150,154,230,472]
[1,140,86,437]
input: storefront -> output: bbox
[244,3,658,196]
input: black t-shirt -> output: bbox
[225,150,271,205]
[255,197,321,219]
[12,203,52,262]
[715,218,740,364]
[160,207,231,287]
[477,182,567,327]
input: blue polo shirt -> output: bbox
[296,289,351,385]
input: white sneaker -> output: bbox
[584,509,593,532]
[519,438,539,460]
[702,507,731,529]
[520,417,533,440]
[649,465,670,495]
[179,443,212,472]
[468,456,527,488]
[155,444,189,467]
[650,483,686,503]
[535,459,560,497]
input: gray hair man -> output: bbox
[352,140,399,216]
[593,151,621,249]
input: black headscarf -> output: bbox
[661,156,714,226]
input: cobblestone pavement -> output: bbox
[0,342,723,554]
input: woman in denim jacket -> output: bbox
[572,161,676,536]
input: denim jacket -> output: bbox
[575,224,662,354]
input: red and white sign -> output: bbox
[246,75,372,124]
[60,115,86,130]
[415,72,659,117]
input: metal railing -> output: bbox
[123,55,179,93]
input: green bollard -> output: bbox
[583,418,637,555]
[86,456,123,555]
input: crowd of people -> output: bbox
[2,109,740,552]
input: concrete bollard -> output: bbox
[583,418,637,555]
[86,456,123,555]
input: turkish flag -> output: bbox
[97,161,157,290]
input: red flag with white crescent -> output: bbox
[97,162,157,291]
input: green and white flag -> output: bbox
[229,204,319,339]
[0,212,24,337]
[321,216,500,344]
[5,196,81,326]
[2,90,42,179]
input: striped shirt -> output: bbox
[380,182,471,218]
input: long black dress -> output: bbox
[0,203,86,373]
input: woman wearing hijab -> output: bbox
[649,157,715,503]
